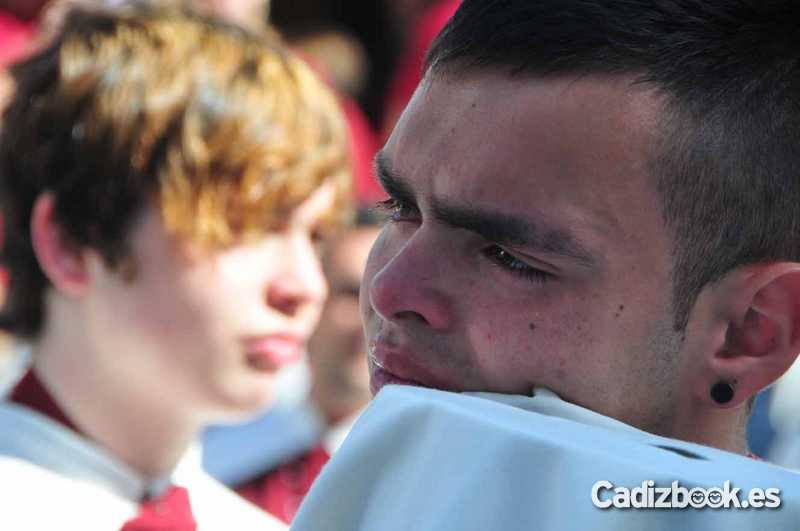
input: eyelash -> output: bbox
[483,245,552,284]
[374,197,552,285]
[372,197,419,222]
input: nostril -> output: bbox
[394,310,429,325]
[267,280,307,317]
[268,294,300,317]
[369,269,451,330]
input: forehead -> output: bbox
[384,70,669,260]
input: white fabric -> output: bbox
[768,357,800,469]
[770,356,800,433]
[0,401,286,531]
[292,385,800,531]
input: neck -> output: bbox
[662,396,750,456]
[33,314,200,479]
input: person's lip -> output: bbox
[368,340,448,395]
[243,333,305,372]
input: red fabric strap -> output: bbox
[236,444,330,524]
[120,486,197,531]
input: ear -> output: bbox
[31,192,90,297]
[699,263,800,409]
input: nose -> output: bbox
[367,229,452,330]
[267,235,327,318]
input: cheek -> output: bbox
[215,252,265,296]
[463,288,601,390]
[92,277,207,365]
[144,280,218,343]
[133,262,239,355]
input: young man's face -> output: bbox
[362,72,689,432]
[85,183,336,421]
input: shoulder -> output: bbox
[0,454,135,530]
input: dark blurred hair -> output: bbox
[0,5,351,338]
[427,0,800,330]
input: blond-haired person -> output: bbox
[0,5,350,530]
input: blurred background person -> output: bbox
[204,209,380,524]
[265,0,460,152]
[0,4,351,529]
[303,211,381,438]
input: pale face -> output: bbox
[362,72,687,433]
[84,183,336,422]
[307,226,380,424]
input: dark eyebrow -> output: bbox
[431,199,597,267]
[374,151,416,206]
[373,150,597,268]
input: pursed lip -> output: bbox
[368,340,450,395]
[242,333,306,370]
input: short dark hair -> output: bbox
[0,5,351,338]
[427,0,800,330]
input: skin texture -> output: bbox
[33,182,336,476]
[308,226,379,425]
[362,70,800,453]
[363,72,685,434]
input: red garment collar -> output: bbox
[8,368,83,435]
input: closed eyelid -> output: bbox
[503,246,563,274]
[483,245,552,284]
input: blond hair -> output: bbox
[0,5,351,336]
